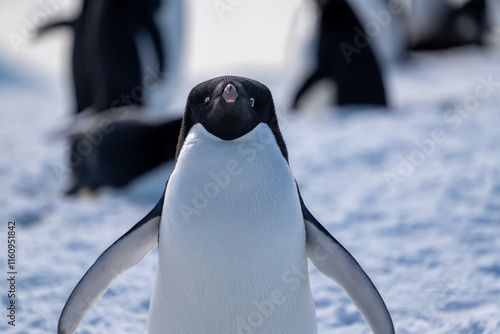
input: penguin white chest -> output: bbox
[148,123,317,333]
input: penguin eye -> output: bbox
[204,97,210,103]
[250,98,255,108]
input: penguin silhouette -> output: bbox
[38,0,165,113]
[293,0,387,109]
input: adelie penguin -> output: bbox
[39,0,183,194]
[38,0,165,113]
[293,0,387,109]
[62,109,182,195]
[57,76,394,334]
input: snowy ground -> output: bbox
[2,1,500,334]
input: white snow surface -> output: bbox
[1,1,500,334]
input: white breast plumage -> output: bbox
[148,123,317,334]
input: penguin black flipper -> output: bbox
[300,194,395,334]
[57,191,165,334]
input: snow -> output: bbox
[1,1,500,333]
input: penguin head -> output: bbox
[176,76,288,161]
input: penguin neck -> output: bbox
[173,123,287,182]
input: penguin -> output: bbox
[38,0,165,113]
[62,109,182,195]
[293,0,387,109]
[39,0,181,195]
[88,0,165,111]
[57,76,394,334]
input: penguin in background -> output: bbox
[409,0,489,51]
[61,113,184,196]
[38,0,165,113]
[57,76,394,334]
[88,0,165,111]
[39,0,184,195]
[63,109,182,195]
[292,0,387,109]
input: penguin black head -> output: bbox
[176,76,288,161]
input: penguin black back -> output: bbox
[66,115,182,195]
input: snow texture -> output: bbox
[1,1,500,333]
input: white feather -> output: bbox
[149,123,317,334]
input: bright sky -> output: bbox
[0,0,308,80]
[185,0,305,75]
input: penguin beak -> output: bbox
[222,84,239,103]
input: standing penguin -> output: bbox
[293,0,387,109]
[39,0,183,194]
[57,76,394,334]
[38,0,165,113]
[63,110,182,195]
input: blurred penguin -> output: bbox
[37,0,95,113]
[39,0,185,195]
[63,109,182,195]
[88,0,165,112]
[292,0,387,109]
[39,0,166,113]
